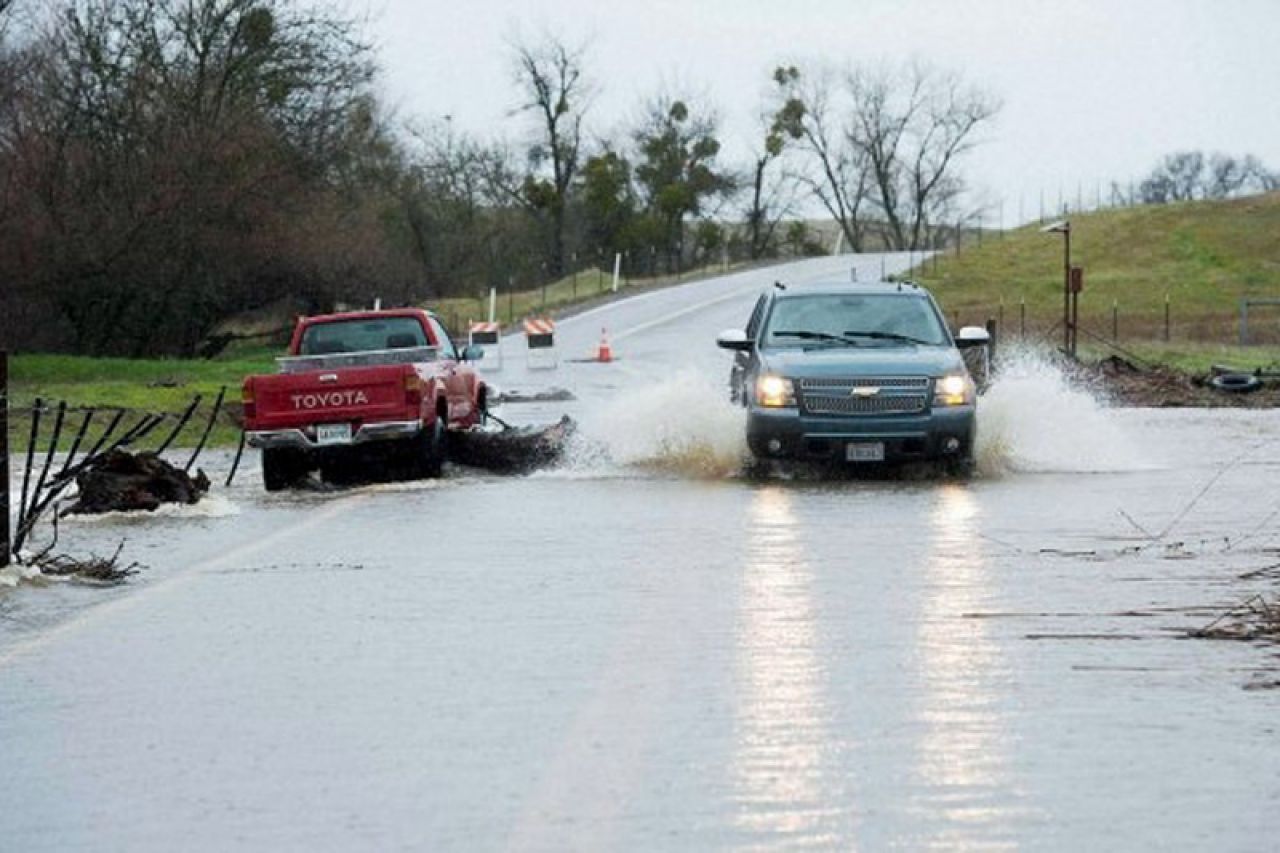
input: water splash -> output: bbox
[64,493,241,523]
[977,348,1154,475]
[572,370,748,478]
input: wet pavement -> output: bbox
[3,256,1279,851]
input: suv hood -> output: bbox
[760,345,965,378]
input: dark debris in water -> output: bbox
[1076,355,1280,408]
[450,415,576,474]
[35,543,142,586]
[69,450,209,514]
[1187,595,1280,644]
[491,388,576,404]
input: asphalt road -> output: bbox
[3,255,1279,851]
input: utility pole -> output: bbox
[1041,220,1073,357]
[1,351,9,568]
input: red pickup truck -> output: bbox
[242,308,487,490]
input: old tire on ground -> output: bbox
[1209,372,1262,394]
[262,448,305,492]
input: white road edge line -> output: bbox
[0,493,370,669]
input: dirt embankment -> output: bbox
[1074,356,1280,408]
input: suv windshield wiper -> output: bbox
[772,330,862,346]
[842,329,932,345]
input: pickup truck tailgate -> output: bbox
[250,366,413,429]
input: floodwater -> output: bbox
[2,256,1279,851]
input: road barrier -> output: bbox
[524,317,558,369]
[469,321,503,371]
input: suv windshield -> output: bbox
[763,293,948,348]
[299,317,430,355]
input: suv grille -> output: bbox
[799,376,931,416]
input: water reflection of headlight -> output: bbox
[734,486,836,841]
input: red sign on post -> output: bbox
[1070,266,1084,293]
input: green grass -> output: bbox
[914,192,1280,359]
[7,350,274,454]
[1080,341,1280,375]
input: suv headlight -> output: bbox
[933,373,974,406]
[755,374,796,408]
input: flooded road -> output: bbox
[3,256,1279,850]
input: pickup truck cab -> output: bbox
[243,308,487,489]
[716,280,989,472]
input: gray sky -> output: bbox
[368,0,1280,224]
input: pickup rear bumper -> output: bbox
[246,420,422,450]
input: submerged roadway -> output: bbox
[2,255,1279,850]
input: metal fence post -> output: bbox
[1,351,8,568]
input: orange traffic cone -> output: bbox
[596,327,614,363]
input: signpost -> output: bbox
[1,350,8,568]
[1041,220,1075,358]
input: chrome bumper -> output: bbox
[246,420,421,450]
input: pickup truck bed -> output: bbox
[242,309,485,489]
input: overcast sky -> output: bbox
[367,0,1280,225]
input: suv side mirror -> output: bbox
[461,344,486,361]
[955,326,991,349]
[716,329,753,351]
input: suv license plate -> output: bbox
[316,423,352,445]
[846,442,885,463]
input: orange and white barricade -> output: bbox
[468,321,503,370]
[523,317,558,369]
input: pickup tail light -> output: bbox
[241,381,256,420]
[404,372,424,407]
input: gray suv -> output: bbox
[717,280,988,470]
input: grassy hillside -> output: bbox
[915,192,1280,347]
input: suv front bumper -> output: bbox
[746,405,975,462]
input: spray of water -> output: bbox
[555,349,1149,480]
[572,370,748,478]
[977,347,1154,475]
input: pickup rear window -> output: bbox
[299,317,429,355]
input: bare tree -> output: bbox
[1138,150,1276,203]
[772,65,872,252]
[0,0,398,356]
[849,62,999,250]
[775,62,998,252]
[742,110,799,259]
[1241,154,1279,192]
[509,32,591,277]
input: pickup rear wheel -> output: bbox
[262,448,305,492]
[417,417,447,478]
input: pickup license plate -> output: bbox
[315,423,352,446]
[846,441,885,463]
